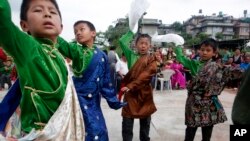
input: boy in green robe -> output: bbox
[0,0,84,140]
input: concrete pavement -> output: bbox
[102,89,236,141]
[0,89,236,141]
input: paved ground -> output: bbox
[102,89,236,141]
[0,88,237,141]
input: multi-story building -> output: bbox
[184,13,235,40]
[139,18,162,36]
[183,15,204,37]
[234,18,250,39]
[157,24,174,35]
[200,15,234,40]
[183,10,250,40]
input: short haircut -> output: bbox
[20,0,62,21]
[135,33,151,44]
[73,20,96,32]
[200,38,218,51]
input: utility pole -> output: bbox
[137,12,147,34]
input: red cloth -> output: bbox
[118,83,125,101]
[10,66,17,81]
[0,48,7,61]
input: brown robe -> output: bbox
[122,55,158,118]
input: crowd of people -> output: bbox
[149,45,249,91]
[0,48,17,91]
[0,0,249,141]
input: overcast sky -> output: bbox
[9,0,250,41]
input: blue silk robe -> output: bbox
[72,47,124,141]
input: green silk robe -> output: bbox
[174,46,205,76]
[119,31,140,69]
[0,0,83,133]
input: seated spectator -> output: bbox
[0,56,14,90]
[239,54,250,71]
[192,49,200,60]
[232,48,243,67]
[166,47,175,60]
[221,48,231,64]
[164,60,173,70]
[224,57,234,67]
[170,58,186,89]
[189,49,196,59]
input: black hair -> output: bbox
[200,38,218,52]
[74,20,96,32]
[109,46,116,50]
[234,48,241,51]
[20,0,62,21]
[135,33,151,44]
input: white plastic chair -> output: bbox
[157,69,175,92]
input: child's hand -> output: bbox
[108,101,127,110]
[121,87,130,93]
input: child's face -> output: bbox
[74,23,96,45]
[20,0,62,41]
[136,37,151,55]
[199,45,215,61]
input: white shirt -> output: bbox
[116,60,128,75]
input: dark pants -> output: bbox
[184,126,213,141]
[122,117,151,141]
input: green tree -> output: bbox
[197,32,209,41]
[215,32,223,40]
[171,22,184,32]
[184,32,209,47]
[181,32,193,42]
[104,18,129,56]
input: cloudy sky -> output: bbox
[9,0,250,41]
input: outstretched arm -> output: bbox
[119,30,138,69]
[100,55,126,109]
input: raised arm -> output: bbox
[119,31,134,58]
[119,30,138,69]
[174,46,200,76]
[0,0,38,65]
[100,54,126,109]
